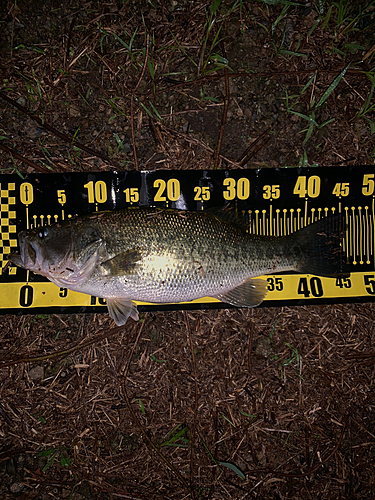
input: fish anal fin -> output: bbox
[107,298,139,326]
[214,278,268,308]
[101,249,142,276]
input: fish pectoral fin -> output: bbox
[101,249,142,276]
[214,278,268,308]
[107,298,139,326]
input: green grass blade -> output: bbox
[308,18,320,37]
[221,413,236,427]
[279,49,307,57]
[139,102,154,118]
[303,121,316,143]
[238,408,257,420]
[316,63,350,108]
[358,76,375,116]
[111,31,130,51]
[298,150,309,167]
[319,118,335,127]
[301,73,317,95]
[364,116,375,134]
[321,5,333,30]
[148,102,163,121]
[263,0,302,5]
[271,4,290,34]
[288,110,318,126]
[160,425,189,447]
[217,460,246,480]
[138,399,145,413]
[39,448,56,457]
[210,0,222,15]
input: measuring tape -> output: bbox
[1,166,375,317]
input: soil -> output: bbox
[0,1,374,499]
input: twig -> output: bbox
[10,3,15,59]
[64,17,76,69]
[247,319,255,377]
[0,143,51,173]
[0,91,117,167]
[121,315,191,493]
[240,417,348,500]
[130,34,150,171]
[157,67,364,96]
[237,127,271,167]
[53,46,89,85]
[0,323,128,367]
[276,413,349,478]
[185,311,198,498]
[162,124,241,168]
[213,67,230,170]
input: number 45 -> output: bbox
[332,183,349,197]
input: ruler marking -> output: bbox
[269,204,273,236]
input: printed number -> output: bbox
[154,179,181,202]
[90,296,107,305]
[59,288,68,298]
[124,187,139,203]
[362,174,374,196]
[20,183,34,205]
[364,275,375,295]
[335,277,351,289]
[194,186,210,201]
[267,277,283,291]
[223,178,250,200]
[293,176,321,198]
[84,181,107,203]
[332,183,349,197]
[19,285,33,307]
[57,190,66,205]
[297,277,323,298]
[263,185,280,200]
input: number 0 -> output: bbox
[19,285,33,307]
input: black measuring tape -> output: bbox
[1,166,375,317]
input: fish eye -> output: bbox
[38,227,49,239]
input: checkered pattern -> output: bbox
[0,183,18,275]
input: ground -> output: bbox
[0,1,375,499]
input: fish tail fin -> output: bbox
[294,214,350,277]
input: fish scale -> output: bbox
[7,207,348,326]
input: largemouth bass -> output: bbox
[7,207,348,326]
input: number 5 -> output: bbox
[362,174,374,196]
[57,190,66,205]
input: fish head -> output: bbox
[7,221,103,286]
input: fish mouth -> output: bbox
[24,239,37,266]
[8,232,38,269]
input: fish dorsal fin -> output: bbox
[106,298,139,326]
[214,278,268,307]
[101,249,142,276]
[205,204,249,232]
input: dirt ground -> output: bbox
[0,1,375,499]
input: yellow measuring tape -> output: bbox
[1,167,374,315]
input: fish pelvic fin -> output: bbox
[294,214,350,277]
[214,278,268,307]
[107,298,139,326]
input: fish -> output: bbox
[6,207,348,326]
